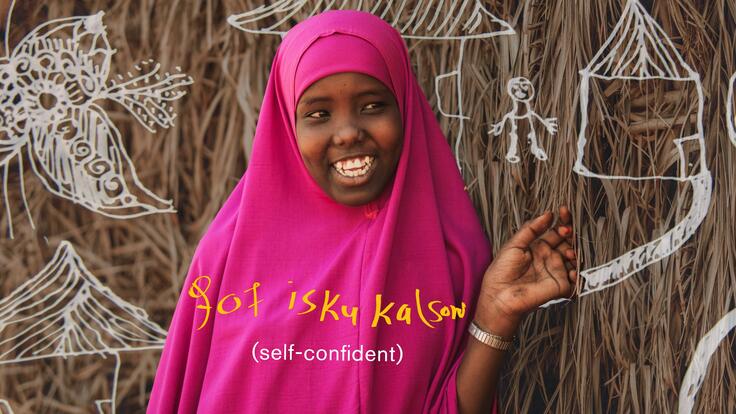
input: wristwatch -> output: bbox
[468,320,515,351]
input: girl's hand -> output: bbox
[474,207,577,337]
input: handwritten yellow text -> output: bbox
[371,289,466,328]
[188,275,262,330]
[287,287,466,329]
[188,278,466,331]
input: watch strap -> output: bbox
[468,320,515,351]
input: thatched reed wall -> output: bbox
[0,0,733,413]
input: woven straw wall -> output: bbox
[0,1,734,413]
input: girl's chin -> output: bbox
[328,184,384,207]
[331,188,376,205]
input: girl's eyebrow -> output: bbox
[298,89,387,108]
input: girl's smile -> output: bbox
[295,72,403,206]
[331,154,377,185]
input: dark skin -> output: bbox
[295,72,578,414]
[456,207,577,414]
[295,72,403,206]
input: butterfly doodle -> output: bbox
[0,10,194,238]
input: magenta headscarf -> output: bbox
[148,9,494,414]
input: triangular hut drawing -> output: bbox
[227,0,515,173]
[0,241,167,413]
[542,0,711,306]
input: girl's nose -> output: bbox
[333,122,364,146]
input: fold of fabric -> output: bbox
[148,9,493,414]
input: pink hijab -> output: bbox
[148,9,494,414]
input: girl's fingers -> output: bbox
[533,240,578,303]
[558,206,572,226]
[568,270,578,284]
[514,250,577,304]
[545,231,576,265]
[556,207,574,243]
[543,208,574,246]
[533,244,572,284]
[530,237,555,258]
[540,247,577,288]
[531,234,576,270]
[555,207,576,266]
[557,225,574,240]
[538,228,568,248]
[553,244,575,266]
[560,251,576,271]
[507,212,554,250]
[538,258,575,300]
[509,208,573,250]
[558,241,576,259]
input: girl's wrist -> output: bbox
[473,301,522,339]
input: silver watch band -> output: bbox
[468,320,515,351]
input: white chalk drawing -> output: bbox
[0,400,12,414]
[489,77,558,163]
[541,0,711,307]
[0,1,194,239]
[726,72,736,147]
[226,0,515,173]
[0,241,167,413]
[678,308,736,413]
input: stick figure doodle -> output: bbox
[0,3,194,239]
[489,77,558,163]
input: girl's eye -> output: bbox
[364,102,384,111]
[306,110,329,119]
[304,103,385,120]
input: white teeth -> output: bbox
[334,156,374,178]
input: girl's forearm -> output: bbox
[456,303,521,414]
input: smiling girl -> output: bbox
[148,10,576,414]
[295,71,403,206]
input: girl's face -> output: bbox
[295,72,403,206]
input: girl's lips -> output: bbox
[330,157,378,187]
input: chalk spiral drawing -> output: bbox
[541,0,711,307]
[226,0,515,173]
[726,72,736,147]
[677,308,736,413]
[0,241,167,413]
[489,77,558,163]
[0,1,194,239]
